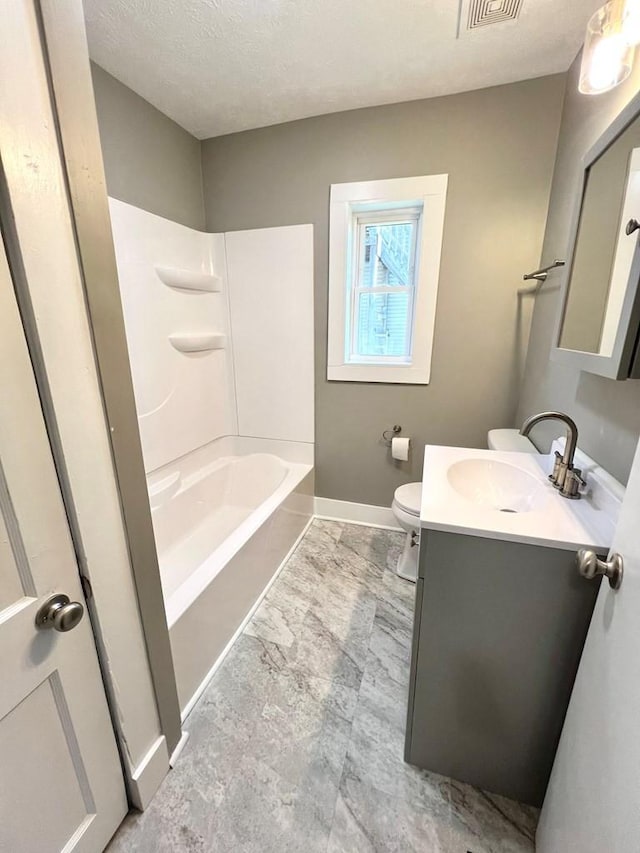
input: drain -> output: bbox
[499,507,517,513]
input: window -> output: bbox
[327,175,448,384]
[350,211,420,362]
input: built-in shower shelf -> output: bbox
[155,265,221,293]
[169,333,226,353]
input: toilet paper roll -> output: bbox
[391,436,410,462]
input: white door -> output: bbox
[537,435,640,851]
[0,236,127,852]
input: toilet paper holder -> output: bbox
[382,425,402,446]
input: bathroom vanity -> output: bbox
[405,444,622,806]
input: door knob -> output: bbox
[35,593,84,632]
[576,549,623,590]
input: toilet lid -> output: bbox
[394,482,422,516]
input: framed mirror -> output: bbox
[552,90,640,380]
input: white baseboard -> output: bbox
[128,735,170,811]
[313,497,401,530]
[169,730,190,768]
[180,515,315,724]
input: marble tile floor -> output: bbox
[108,520,538,853]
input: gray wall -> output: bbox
[91,63,205,229]
[517,56,640,485]
[201,75,566,505]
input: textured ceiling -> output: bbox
[83,0,601,140]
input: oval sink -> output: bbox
[447,458,549,514]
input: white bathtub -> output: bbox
[148,439,313,714]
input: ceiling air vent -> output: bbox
[459,0,524,34]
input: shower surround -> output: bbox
[109,199,315,713]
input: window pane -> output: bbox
[360,221,416,288]
[356,291,410,357]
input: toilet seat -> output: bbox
[393,482,422,516]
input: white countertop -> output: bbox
[420,445,622,552]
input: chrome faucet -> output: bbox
[519,411,585,499]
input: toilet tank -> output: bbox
[487,428,537,453]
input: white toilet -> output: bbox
[391,482,423,582]
[486,428,538,454]
[390,428,538,582]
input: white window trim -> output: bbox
[327,175,448,384]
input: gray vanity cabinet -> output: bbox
[405,529,602,806]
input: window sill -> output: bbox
[327,363,430,384]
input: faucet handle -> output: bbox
[549,450,563,486]
[561,466,586,500]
